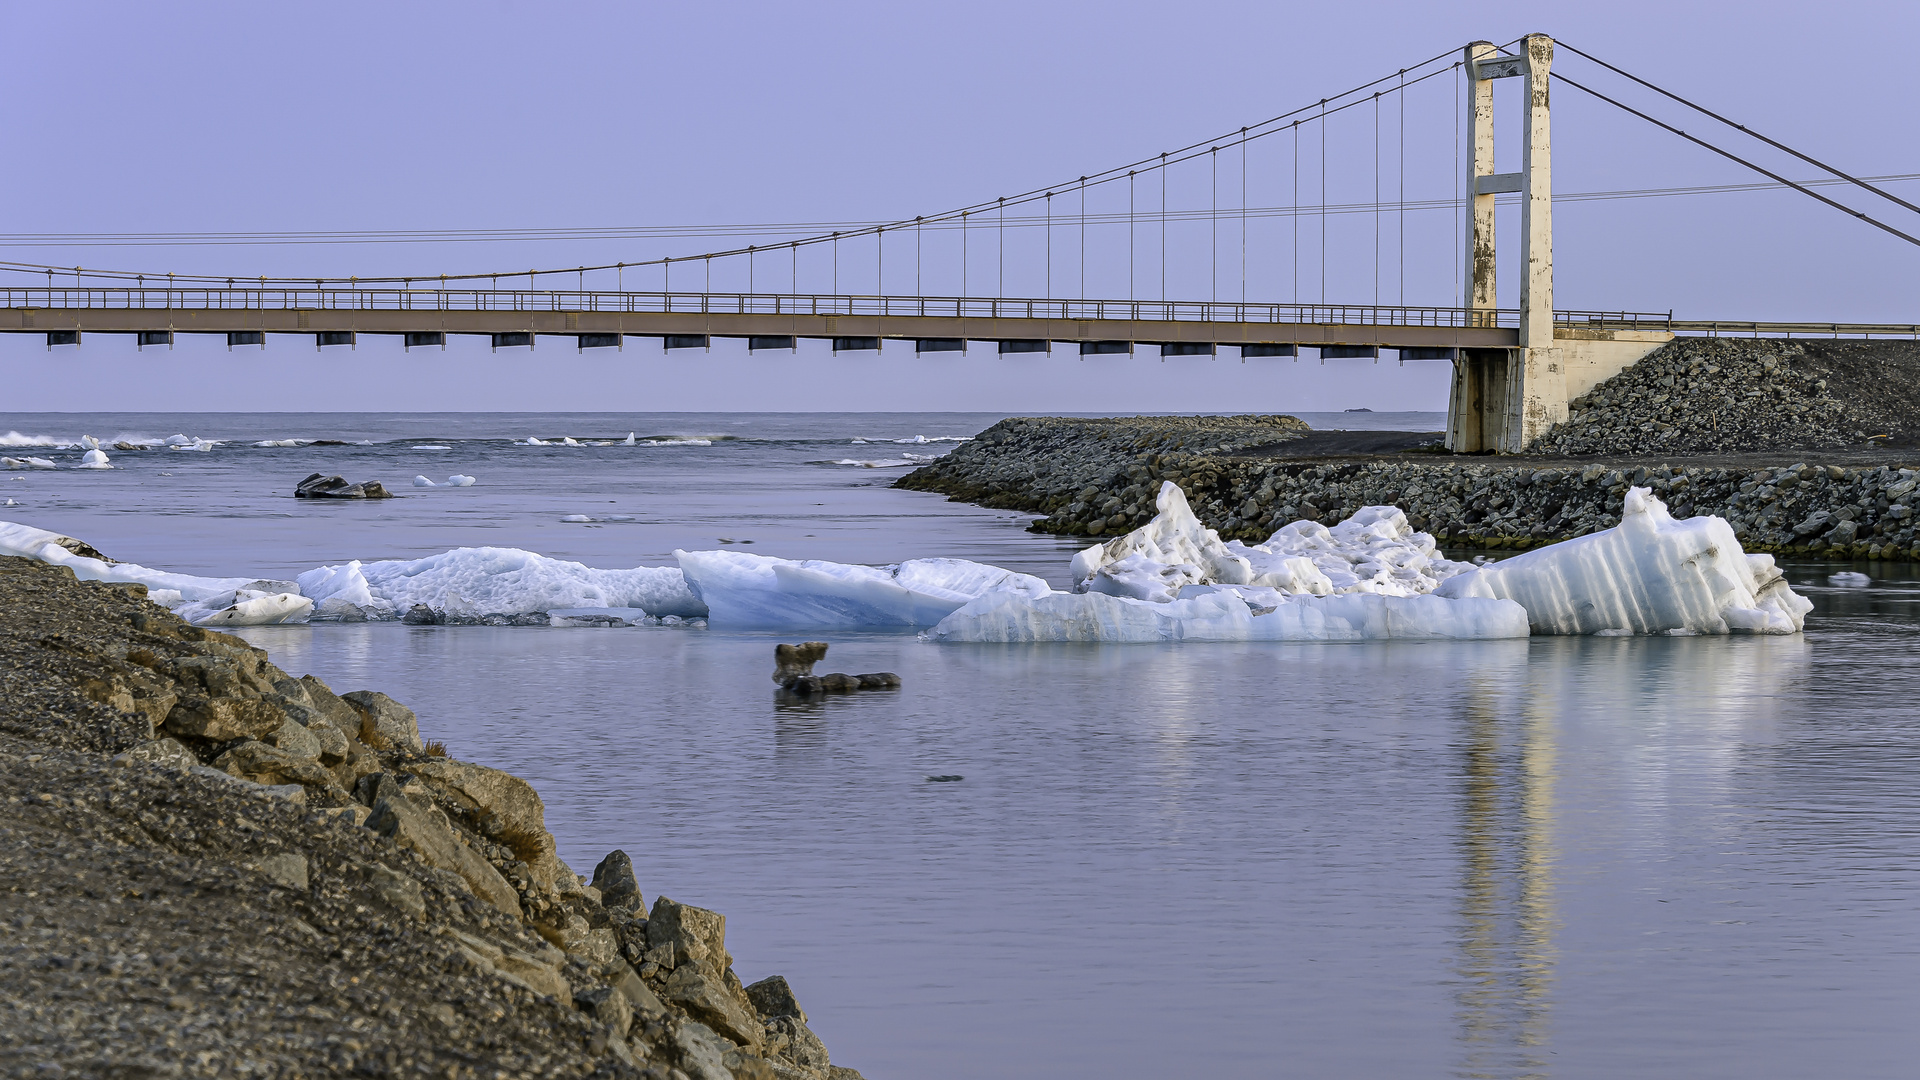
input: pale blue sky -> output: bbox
[4,0,1915,412]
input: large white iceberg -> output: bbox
[1435,486,1812,635]
[301,548,705,620]
[927,586,1528,642]
[676,549,1052,628]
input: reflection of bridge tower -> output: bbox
[1454,676,1559,1077]
[1449,33,1567,455]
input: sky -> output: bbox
[4,0,1916,413]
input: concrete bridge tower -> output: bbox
[1448,33,1563,453]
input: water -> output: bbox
[8,411,1918,1079]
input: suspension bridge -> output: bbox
[5,33,1915,452]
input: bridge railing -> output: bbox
[0,285,1660,330]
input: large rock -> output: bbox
[591,850,644,915]
[339,691,423,753]
[745,975,806,1023]
[112,737,198,770]
[299,675,364,730]
[366,794,523,918]
[648,897,731,971]
[163,694,285,741]
[211,740,340,792]
[451,930,568,998]
[573,985,632,1035]
[295,473,395,499]
[410,758,568,885]
[260,717,322,761]
[772,642,829,684]
[662,963,764,1048]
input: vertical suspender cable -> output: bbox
[1045,192,1053,301]
[832,233,838,295]
[1161,153,1168,302]
[998,197,1006,297]
[1080,177,1087,303]
[1374,92,1380,307]
[1129,172,1136,301]
[916,218,922,296]
[1398,69,1406,306]
[1293,123,1299,304]
[876,227,883,297]
[961,213,968,299]
[1319,99,1327,306]
[1211,147,1218,303]
[1453,63,1461,304]
[1241,127,1248,305]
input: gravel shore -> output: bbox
[897,339,1920,559]
[0,555,862,1080]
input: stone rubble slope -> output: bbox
[1533,338,1887,456]
[0,554,865,1080]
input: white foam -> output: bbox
[1435,487,1812,635]
[676,549,1051,628]
[0,432,64,447]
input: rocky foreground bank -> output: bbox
[897,340,1920,559]
[0,555,860,1079]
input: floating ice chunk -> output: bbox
[349,547,703,618]
[561,437,580,446]
[79,435,100,450]
[1828,571,1871,587]
[1070,482,1256,600]
[175,589,314,626]
[520,437,549,446]
[623,432,636,445]
[560,514,594,523]
[676,549,1050,628]
[547,606,652,627]
[640,438,711,447]
[927,587,1528,642]
[1,457,57,470]
[413,475,436,487]
[1435,487,1812,635]
[163,435,216,451]
[75,449,112,469]
[822,458,924,469]
[444,474,475,487]
[411,445,451,450]
[253,439,312,448]
[1232,505,1474,596]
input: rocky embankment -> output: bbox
[898,341,1920,559]
[0,555,862,1079]
[1534,338,1920,454]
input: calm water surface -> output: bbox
[7,412,1917,1078]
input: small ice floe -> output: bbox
[4,499,13,506]
[175,587,314,627]
[1828,571,1872,587]
[164,435,216,451]
[1,457,57,470]
[519,437,549,446]
[413,475,478,488]
[76,449,113,470]
[640,438,712,447]
[851,438,869,444]
[411,445,452,450]
[560,514,595,523]
[253,438,313,448]
[561,437,580,446]
[623,432,636,445]
[78,435,101,450]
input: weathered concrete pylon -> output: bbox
[1447,33,1672,453]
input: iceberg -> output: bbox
[927,587,1528,642]
[306,547,705,620]
[0,521,260,604]
[676,549,1051,628]
[1434,487,1812,635]
[1069,482,1471,602]
[174,588,314,627]
[77,449,112,470]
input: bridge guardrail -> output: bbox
[0,286,1671,332]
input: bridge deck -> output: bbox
[0,287,1686,349]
